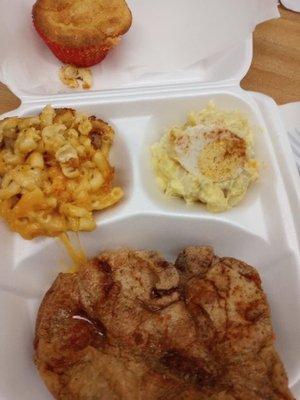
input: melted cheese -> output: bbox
[58,232,87,272]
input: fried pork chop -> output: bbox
[34,247,294,400]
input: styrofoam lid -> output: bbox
[0,0,279,101]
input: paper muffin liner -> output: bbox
[33,22,110,67]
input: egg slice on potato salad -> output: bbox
[151,102,259,212]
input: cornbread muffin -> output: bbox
[32,0,132,67]
[151,102,259,212]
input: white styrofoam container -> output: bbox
[0,4,300,400]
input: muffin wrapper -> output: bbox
[33,22,110,67]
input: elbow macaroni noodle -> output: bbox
[0,105,123,239]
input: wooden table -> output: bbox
[0,5,299,115]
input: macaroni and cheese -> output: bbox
[0,105,123,239]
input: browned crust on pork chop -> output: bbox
[34,247,294,400]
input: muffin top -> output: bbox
[32,0,132,48]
